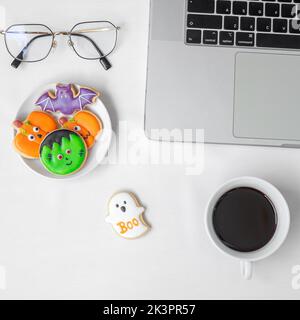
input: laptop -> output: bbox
[145,0,300,147]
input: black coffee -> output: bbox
[213,187,277,252]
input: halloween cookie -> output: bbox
[39,129,87,176]
[35,83,99,115]
[106,192,150,239]
[13,111,58,159]
[59,110,102,149]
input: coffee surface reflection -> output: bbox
[213,187,277,253]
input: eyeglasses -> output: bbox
[0,21,120,70]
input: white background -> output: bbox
[0,0,300,299]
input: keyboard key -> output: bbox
[236,32,255,46]
[273,19,288,33]
[216,1,231,14]
[281,4,296,18]
[241,17,255,31]
[257,33,300,49]
[186,29,201,43]
[265,3,280,17]
[289,19,300,33]
[233,1,247,15]
[187,14,222,29]
[203,30,218,44]
[257,18,271,32]
[279,0,292,2]
[219,31,234,45]
[249,2,263,16]
[187,0,215,13]
[224,16,239,30]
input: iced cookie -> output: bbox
[35,83,99,115]
[13,111,58,159]
[39,129,87,176]
[106,192,150,239]
[59,110,102,149]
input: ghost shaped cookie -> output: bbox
[106,192,150,239]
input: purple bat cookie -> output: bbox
[35,84,99,115]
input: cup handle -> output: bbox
[240,261,253,280]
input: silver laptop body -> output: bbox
[145,0,300,147]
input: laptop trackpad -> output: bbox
[234,52,300,141]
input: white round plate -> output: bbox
[13,83,112,180]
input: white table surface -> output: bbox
[0,0,300,300]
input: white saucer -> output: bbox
[13,83,112,180]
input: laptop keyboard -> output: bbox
[186,0,300,49]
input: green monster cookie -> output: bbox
[40,129,87,176]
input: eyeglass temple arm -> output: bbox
[70,33,111,70]
[11,34,52,69]
[11,33,112,70]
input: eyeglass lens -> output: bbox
[70,21,118,60]
[5,24,53,62]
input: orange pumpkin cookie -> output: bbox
[13,111,58,159]
[59,110,102,149]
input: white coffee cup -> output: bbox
[205,177,290,280]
